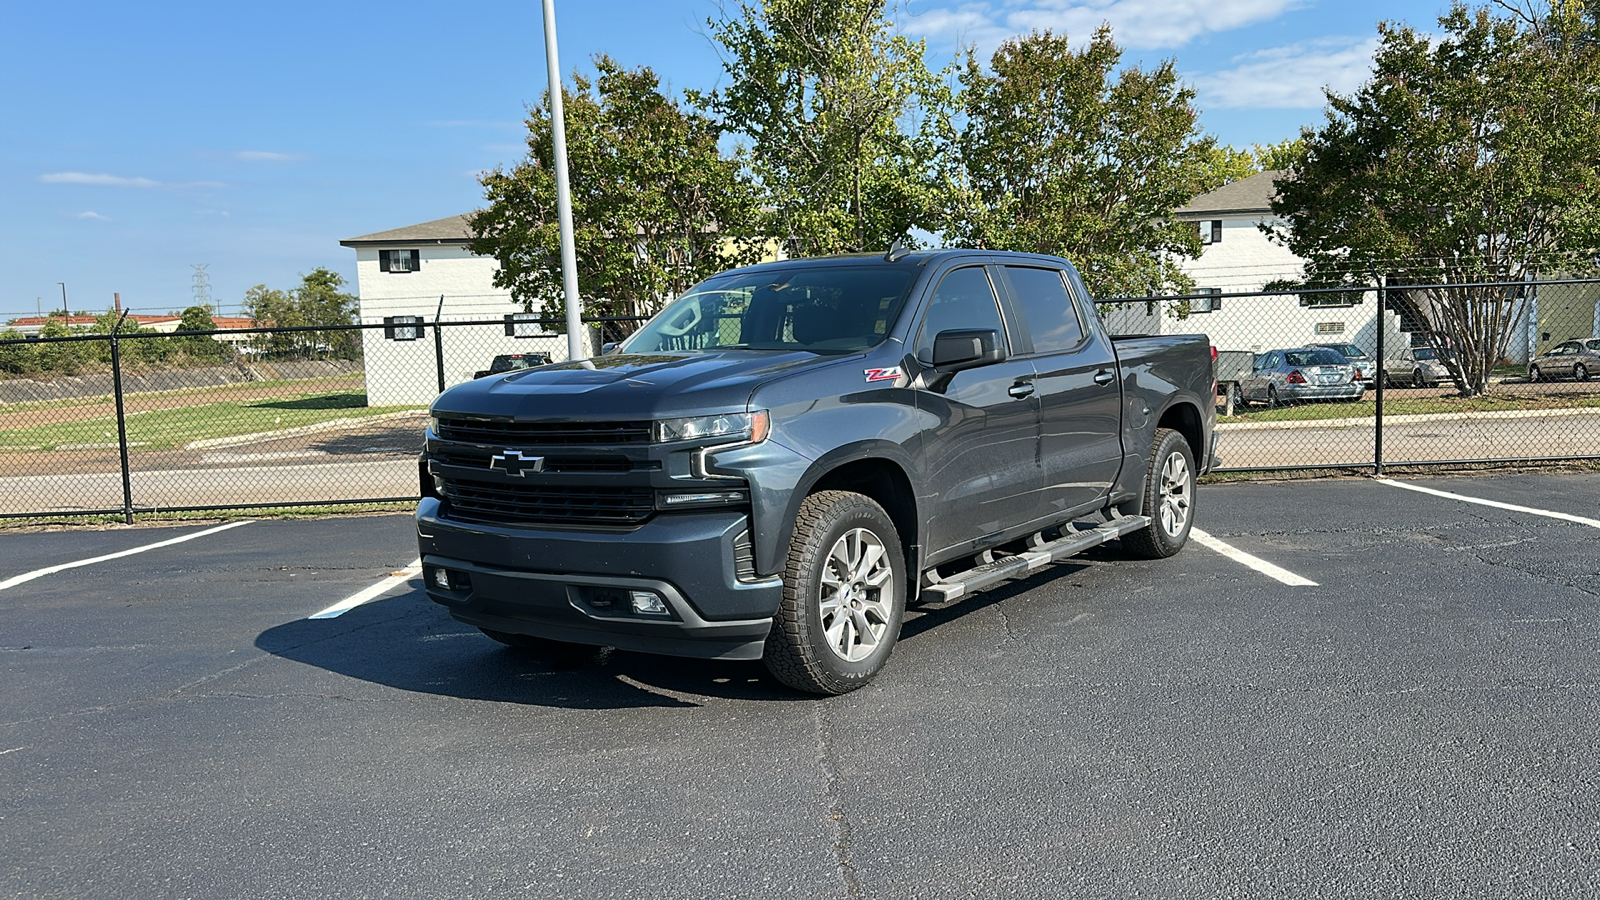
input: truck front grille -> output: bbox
[436,418,653,446]
[441,482,655,528]
[429,447,648,474]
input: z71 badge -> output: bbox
[864,366,903,384]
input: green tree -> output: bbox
[947,28,1215,298]
[703,0,953,255]
[1270,3,1600,395]
[174,304,229,363]
[470,56,762,325]
[241,270,357,359]
[293,268,360,359]
[1251,137,1306,172]
[1199,144,1259,192]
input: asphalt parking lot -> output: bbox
[2,473,1598,899]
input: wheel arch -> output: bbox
[1155,399,1206,470]
[779,448,920,578]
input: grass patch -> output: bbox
[0,502,416,531]
[1220,393,1600,424]
[0,372,366,414]
[0,390,422,451]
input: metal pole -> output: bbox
[57,282,67,315]
[541,0,584,362]
[434,295,447,394]
[1374,275,1385,477]
[110,310,135,524]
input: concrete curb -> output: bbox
[184,409,428,451]
[1219,406,1600,432]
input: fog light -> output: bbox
[629,590,670,616]
[432,568,453,590]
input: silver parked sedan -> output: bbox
[1528,338,1600,382]
[1240,347,1366,407]
[1313,342,1379,384]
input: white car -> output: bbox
[1383,347,1451,388]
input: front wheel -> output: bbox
[1411,369,1426,388]
[763,491,906,695]
[1122,428,1196,559]
[1529,365,1542,383]
[1576,363,1590,382]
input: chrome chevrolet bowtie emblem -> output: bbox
[489,450,545,477]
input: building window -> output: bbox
[1300,288,1363,308]
[1315,321,1346,335]
[383,315,424,341]
[504,312,543,338]
[1192,288,1222,313]
[379,249,420,274]
[1195,220,1222,244]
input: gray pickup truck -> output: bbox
[417,250,1217,693]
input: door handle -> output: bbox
[1093,369,1115,385]
[1008,381,1035,399]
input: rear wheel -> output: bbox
[763,490,906,695]
[1529,365,1542,383]
[1576,363,1590,382]
[1225,383,1243,414]
[1123,428,1196,560]
[1411,369,1425,388]
[1266,385,1280,408]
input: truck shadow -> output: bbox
[253,591,796,709]
[255,554,1109,709]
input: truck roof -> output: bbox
[722,249,1080,278]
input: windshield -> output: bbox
[1414,348,1438,360]
[1285,349,1345,366]
[622,266,917,354]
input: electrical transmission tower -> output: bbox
[191,264,213,313]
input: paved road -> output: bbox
[3,473,1597,898]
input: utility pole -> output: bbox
[56,282,67,316]
[541,0,585,362]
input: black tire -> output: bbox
[1411,369,1425,388]
[763,490,906,696]
[1576,363,1590,382]
[1122,428,1196,560]
[480,628,601,664]
[1266,385,1280,408]
[1225,383,1243,414]
[1529,365,1542,383]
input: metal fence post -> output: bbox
[110,311,135,523]
[433,295,447,395]
[1373,274,1385,477]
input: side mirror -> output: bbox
[931,328,1006,371]
[601,341,619,355]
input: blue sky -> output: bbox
[1,0,1456,321]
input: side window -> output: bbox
[914,267,1005,361]
[1003,266,1085,354]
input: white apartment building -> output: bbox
[340,214,586,406]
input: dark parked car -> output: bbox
[1312,342,1378,384]
[1528,339,1600,383]
[473,353,551,379]
[1240,347,1365,406]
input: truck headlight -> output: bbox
[654,410,769,444]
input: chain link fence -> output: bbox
[3,278,1598,520]
[1100,276,1600,472]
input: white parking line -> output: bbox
[1378,479,1600,529]
[0,520,255,592]
[1189,528,1318,586]
[308,558,423,619]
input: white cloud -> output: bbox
[234,150,305,162]
[76,211,110,221]
[40,172,159,188]
[38,171,228,190]
[1197,36,1379,109]
[906,0,1300,52]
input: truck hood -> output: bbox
[431,349,845,420]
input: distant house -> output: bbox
[4,314,258,352]
[339,214,578,406]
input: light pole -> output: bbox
[541,0,584,361]
[56,282,67,316]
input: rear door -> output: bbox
[994,263,1123,519]
[910,264,1044,557]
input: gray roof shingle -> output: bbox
[339,214,474,246]
[1177,170,1285,218]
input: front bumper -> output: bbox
[416,498,782,660]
